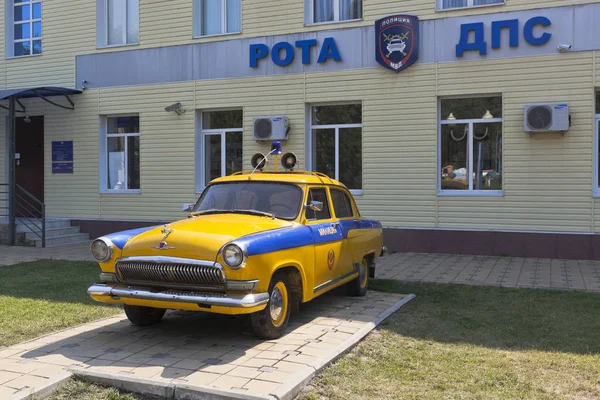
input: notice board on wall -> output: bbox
[52,141,73,173]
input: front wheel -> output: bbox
[346,257,369,297]
[124,304,166,326]
[250,273,291,339]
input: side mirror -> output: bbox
[183,204,194,212]
[306,201,323,212]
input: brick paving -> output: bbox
[0,290,408,399]
[377,252,600,292]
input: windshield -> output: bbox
[193,182,304,220]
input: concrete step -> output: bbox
[16,219,72,232]
[32,232,90,248]
[24,226,82,242]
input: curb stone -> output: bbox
[70,368,275,400]
[8,371,72,400]
[71,368,176,398]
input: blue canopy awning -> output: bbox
[0,86,81,112]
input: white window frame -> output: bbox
[195,109,243,192]
[96,0,139,48]
[6,0,42,58]
[437,0,504,11]
[438,96,503,197]
[193,0,241,38]
[306,102,363,196]
[99,115,141,194]
[306,0,362,26]
[594,112,600,198]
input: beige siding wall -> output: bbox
[23,50,597,236]
[1,0,600,235]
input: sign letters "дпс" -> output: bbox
[250,38,342,68]
[456,16,552,57]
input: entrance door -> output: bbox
[15,116,44,203]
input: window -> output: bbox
[97,0,139,47]
[439,96,503,195]
[438,0,503,10]
[308,104,362,192]
[194,182,303,220]
[199,110,243,189]
[307,0,362,24]
[305,188,331,221]
[6,0,42,57]
[102,116,140,192]
[193,0,241,37]
[331,189,354,218]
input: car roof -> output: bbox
[210,170,349,188]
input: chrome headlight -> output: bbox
[90,238,114,262]
[222,243,247,269]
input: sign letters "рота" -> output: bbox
[250,38,342,68]
[456,16,552,57]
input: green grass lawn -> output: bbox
[299,280,600,400]
[0,260,122,348]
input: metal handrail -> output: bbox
[12,184,46,247]
[16,184,44,208]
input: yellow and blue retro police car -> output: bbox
[88,143,384,339]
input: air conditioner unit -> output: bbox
[252,116,289,141]
[524,103,569,133]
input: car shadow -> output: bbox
[371,279,600,355]
[17,288,384,381]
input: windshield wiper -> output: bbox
[190,209,277,219]
[231,209,277,219]
[190,209,227,216]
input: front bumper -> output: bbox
[88,283,269,308]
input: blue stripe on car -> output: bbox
[235,219,381,257]
[104,226,160,249]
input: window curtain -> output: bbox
[107,0,125,45]
[442,0,467,8]
[226,0,241,33]
[314,0,333,23]
[340,0,361,21]
[126,0,139,44]
[201,0,222,36]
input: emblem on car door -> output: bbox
[327,250,335,270]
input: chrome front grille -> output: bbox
[115,257,225,291]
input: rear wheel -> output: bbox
[347,257,369,297]
[124,304,166,326]
[250,272,291,339]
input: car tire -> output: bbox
[347,257,369,297]
[124,304,166,326]
[250,272,291,340]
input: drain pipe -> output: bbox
[7,95,15,246]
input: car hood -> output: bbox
[120,214,294,261]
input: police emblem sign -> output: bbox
[375,15,419,73]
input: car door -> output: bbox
[329,188,359,277]
[304,187,344,293]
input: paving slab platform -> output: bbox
[0,290,414,400]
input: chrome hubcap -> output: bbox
[270,287,283,321]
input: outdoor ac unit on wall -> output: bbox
[524,103,569,133]
[252,116,290,141]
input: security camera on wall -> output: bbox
[557,44,572,53]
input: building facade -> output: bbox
[2,0,600,258]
